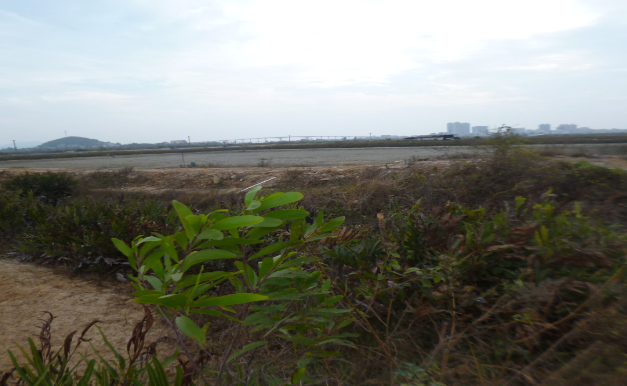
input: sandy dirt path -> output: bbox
[0,259,174,372]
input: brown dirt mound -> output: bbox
[0,259,175,371]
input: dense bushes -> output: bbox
[316,194,627,384]
[0,189,177,268]
[2,172,77,204]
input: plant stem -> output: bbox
[157,307,211,385]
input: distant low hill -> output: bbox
[38,136,114,149]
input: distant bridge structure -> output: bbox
[404,134,460,141]
[227,136,352,144]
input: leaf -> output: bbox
[265,288,311,301]
[172,200,193,221]
[227,341,267,362]
[290,218,304,241]
[245,186,263,206]
[319,217,345,233]
[193,293,268,307]
[172,231,188,251]
[515,196,527,211]
[258,256,276,280]
[145,276,163,292]
[316,210,325,227]
[337,318,354,329]
[175,316,206,345]
[263,209,309,221]
[321,295,343,307]
[139,239,161,259]
[136,294,187,308]
[173,201,198,239]
[242,312,271,326]
[197,229,224,241]
[246,226,280,240]
[144,249,165,277]
[185,214,202,236]
[182,249,237,271]
[257,192,304,212]
[198,238,263,248]
[251,240,303,259]
[247,200,262,210]
[162,237,178,262]
[211,216,264,230]
[175,271,232,288]
[112,238,133,259]
[250,217,284,228]
[190,309,241,323]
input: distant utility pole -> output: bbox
[13,140,17,152]
[64,130,67,137]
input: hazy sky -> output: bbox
[1,0,626,145]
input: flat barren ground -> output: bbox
[0,259,175,371]
[0,146,465,169]
[1,143,626,170]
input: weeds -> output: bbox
[256,158,273,167]
[2,307,175,386]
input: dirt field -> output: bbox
[0,147,470,169]
[0,259,175,372]
[2,143,626,170]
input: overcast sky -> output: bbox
[1,0,626,145]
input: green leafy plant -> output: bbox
[114,187,357,384]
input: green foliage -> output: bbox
[3,309,178,386]
[0,189,41,239]
[18,198,177,268]
[116,188,356,384]
[3,172,77,204]
[317,190,627,384]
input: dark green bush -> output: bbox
[3,172,77,204]
[17,197,178,269]
[0,190,44,240]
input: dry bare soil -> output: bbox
[0,259,175,371]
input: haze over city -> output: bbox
[1,0,626,145]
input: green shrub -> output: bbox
[3,172,77,204]
[114,187,356,384]
[317,192,627,384]
[18,198,178,269]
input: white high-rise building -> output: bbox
[446,122,471,136]
[538,124,551,133]
[472,126,489,135]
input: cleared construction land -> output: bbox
[0,146,460,169]
[2,143,626,169]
